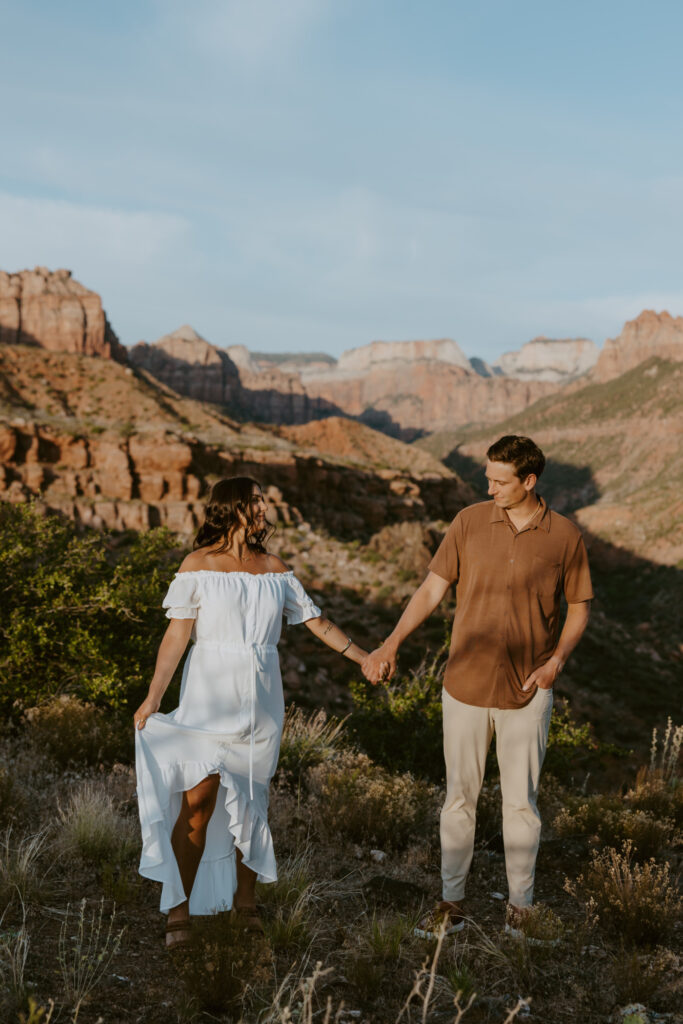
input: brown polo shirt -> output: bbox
[429,498,593,709]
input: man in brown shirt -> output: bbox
[362,435,593,937]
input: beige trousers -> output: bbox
[440,686,553,909]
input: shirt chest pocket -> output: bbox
[530,555,561,596]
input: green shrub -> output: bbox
[0,503,181,715]
[306,749,439,850]
[349,650,446,782]
[350,650,602,785]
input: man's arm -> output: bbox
[362,571,451,684]
[523,600,591,691]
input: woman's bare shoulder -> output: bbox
[265,554,291,574]
[177,550,213,574]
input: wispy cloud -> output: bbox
[0,194,190,271]
[154,0,332,67]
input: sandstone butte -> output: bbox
[0,267,127,363]
[494,336,599,382]
[592,310,683,381]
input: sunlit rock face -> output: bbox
[494,337,599,382]
[593,310,683,381]
[0,267,127,363]
[129,325,242,406]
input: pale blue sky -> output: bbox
[1,0,682,360]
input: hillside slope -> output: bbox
[417,357,683,565]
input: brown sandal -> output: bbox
[232,904,264,934]
[165,919,192,948]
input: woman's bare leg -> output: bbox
[235,848,258,909]
[167,773,220,943]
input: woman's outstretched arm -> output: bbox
[133,617,195,729]
[304,616,368,665]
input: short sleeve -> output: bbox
[562,534,594,603]
[283,574,322,625]
[428,515,461,584]
[162,573,200,620]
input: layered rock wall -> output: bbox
[0,418,472,540]
[130,325,241,405]
[593,310,683,381]
[0,268,127,362]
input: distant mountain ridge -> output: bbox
[2,268,683,439]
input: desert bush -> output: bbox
[552,798,678,860]
[623,720,683,827]
[57,781,138,867]
[277,705,346,783]
[504,903,564,944]
[0,502,180,716]
[23,696,131,767]
[626,772,683,826]
[608,946,680,1010]
[565,841,682,946]
[348,648,448,782]
[306,750,439,849]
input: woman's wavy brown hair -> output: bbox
[193,477,272,554]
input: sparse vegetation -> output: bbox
[565,840,681,946]
[306,748,439,850]
[58,899,125,1021]
[57,781,138,867]
[0,505,681,1021]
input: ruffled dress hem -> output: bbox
[136,742,278,915]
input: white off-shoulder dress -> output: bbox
[135,570,321,915]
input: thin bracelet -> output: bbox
[339,637,352,656]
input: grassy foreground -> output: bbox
[0,704,681,1024]
[0,504,681,1022]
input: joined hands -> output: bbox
[361,643,398,686]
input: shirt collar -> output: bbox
[489,495,551,533]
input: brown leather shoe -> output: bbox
[232,903,264,934]
[414,900,466,939]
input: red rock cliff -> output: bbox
[0,267,127,363]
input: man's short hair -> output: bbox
[486,435,546,481]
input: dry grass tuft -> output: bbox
[277,704,346,783]
[0,828,52,910]
[57,781,138,867]
[58,898,125,1021]
[0,899,30,1016]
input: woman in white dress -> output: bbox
[133,477,369,946]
